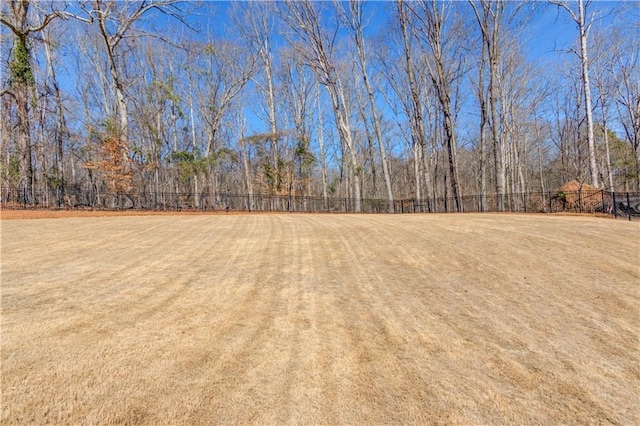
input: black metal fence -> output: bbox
[1,186,639,219]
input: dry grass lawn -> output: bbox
[1,213,639,424]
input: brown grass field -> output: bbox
[1,212,639,424]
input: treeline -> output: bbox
[1,0,638,213]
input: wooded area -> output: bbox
[1,0,639,213]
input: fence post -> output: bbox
[627,192,632,221]
[578,190,582,213]
[612,192,617,218]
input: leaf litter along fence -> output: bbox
[1,186,639,220]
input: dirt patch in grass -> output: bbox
[1,214,639,424]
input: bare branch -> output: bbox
[1,89,17,101]
[549,0,579,23]
[25,11,60,35]
[0,16,21,37]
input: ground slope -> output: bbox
[1,214,639,424]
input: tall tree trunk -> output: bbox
[397,0,433,210]
[240,140,253,199]
[3,1,35,199]
[239,118,253,206]
[535,118,546,208]
[417,0,462,211]
[359,39,394,212]
[102,43,127,155]
[264,58,279,193]
[334,81,362,212]
[96,5,129,165]
[344,1,394,212]
[477,52,488,212]
[316,83,329,209]
[43,29,66,197]
[578,0,600,188]
[15,70,34,199]
[413,142,422,204]
[355,87,378,198]
[489,34,506,210]
[602,111,614,190]
[440,92,461,212]
[578,0,599,188]
[551,0,599,187]
[470,0,506,210]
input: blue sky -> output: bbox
[135,1,629,73]
[174,1,624,54]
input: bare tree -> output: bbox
[468,1,491,211]
[395,0,434,209]
[195,39,256,198]
[337,0,394,212]
[280,0,362,212]
[548,57,591,187]
[590,27,616,190]
[550,0,599,188]
[234,1,283,193]
[409,0,463,211]
[280,49,316,197]
[469,0,508,210]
